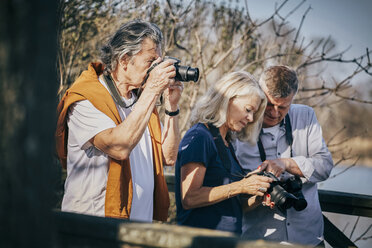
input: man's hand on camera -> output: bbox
[261,158,287,178]
[261,158,304,178]
[145,57,177,95]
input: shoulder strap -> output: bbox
[284,114,293,157]
[207,124,245,175]
[257,129,266,162]
[207,124,231,172]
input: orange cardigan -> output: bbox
[55,63,169,221]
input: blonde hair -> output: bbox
[190,71,267,144]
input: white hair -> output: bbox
[100,19,163,73]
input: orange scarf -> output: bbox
[55,63,169,221]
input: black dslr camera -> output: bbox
[258,171,307,213]
[165,56,199,82]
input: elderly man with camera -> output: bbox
[56,20,196,221]
[234,65,334,246]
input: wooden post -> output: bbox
[0,0,58,246]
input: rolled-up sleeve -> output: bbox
[292,107,333,183]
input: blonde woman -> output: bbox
[175,71,272,234]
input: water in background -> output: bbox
[318,165,372,195]
[318,165,372,248]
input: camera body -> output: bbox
[165,56,199,82]
[258,171,307,213]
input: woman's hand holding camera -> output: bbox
[262,193,275,209]
[239,174,272,197]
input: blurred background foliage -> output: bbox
[58,0,372,166]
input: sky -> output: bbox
[245,0,372,59]
[227,4,372,247]
[240,0,372,94]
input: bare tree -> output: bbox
[56,0,372,243]
[57,0,372,163]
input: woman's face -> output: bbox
[226,94,261,132]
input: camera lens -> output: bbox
[270,184,297,211]
[293,198,307,211]
[282,176,307,211]
[176,65,199,82]
[259,172,307,212]
[292,191,307,211]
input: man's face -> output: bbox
[125,38,161,88]
[262,88,294,128]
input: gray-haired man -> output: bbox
[234,65,333,246]
[56,20,183,221]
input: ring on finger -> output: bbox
[258,187,266,193]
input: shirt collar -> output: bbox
[262,117,286,135]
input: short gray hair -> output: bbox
[259,65,298,98]
[190,71,267,144]
[100,19,163,73]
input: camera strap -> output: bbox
[102,61,160,109]
[207,124,244,175]
[102,73,132,108]
[257,114,293,162]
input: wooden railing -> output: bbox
[164,173,372,248]
[319,190,372,217]
[318,189,372,248]
[53,211,306,248]
[53,174,372,248]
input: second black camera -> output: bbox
[258,171,307,213]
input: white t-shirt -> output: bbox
[62,79,154,222]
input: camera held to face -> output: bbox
[258,171,307,213]
[164,56,199,82]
